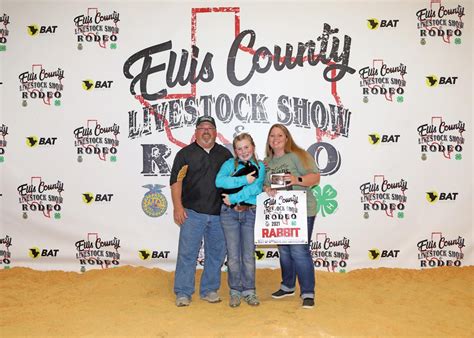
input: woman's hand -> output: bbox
[264,186,277,197]
[283,174,296,186]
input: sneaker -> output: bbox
[229,294,241,308]
[176,296,191,307]
[244,294,260,306]
[271,289,295,299]
[200,291,221,303]
[302,298,314,309]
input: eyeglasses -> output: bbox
[196,127,216,131]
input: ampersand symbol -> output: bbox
[233,125,245,138]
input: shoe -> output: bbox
[229,294,241,307]
[200,291,221,303]
[176,296,191,307]
[302,298,314,309]
[271,289,295,299]
[244,294,260,306]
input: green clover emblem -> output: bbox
[0,156,4,163]
[312,184,338,217]
[454,38,461,45]
[110,155,117,162]
[54,212,61,219]
[455,153,462,160]
[0,45,6,52]
[110,43,117,49]
[397,96,404,103]
[397,212,404,219]
[54,100,61,106]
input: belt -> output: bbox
[232,205,256,212]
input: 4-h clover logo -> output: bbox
[311,184,338,217]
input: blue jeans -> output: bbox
[220,205,256,297]
[174,209,226,299]
[277,216,315,299]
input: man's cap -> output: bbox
[196,116,216,128]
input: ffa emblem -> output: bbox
[142,184,167,217]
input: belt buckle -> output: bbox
[234,205,247,212]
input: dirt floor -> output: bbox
[0,266,472,337]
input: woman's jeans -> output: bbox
[220,204,257,297]
[277,216,315,299]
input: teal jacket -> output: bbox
[215,158,265,205]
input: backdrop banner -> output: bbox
[0,0,472,273]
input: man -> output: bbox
[170,116,232,307]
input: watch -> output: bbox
[298,176,303,183]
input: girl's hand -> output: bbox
[246,171,256,184]
[222,193,231,206]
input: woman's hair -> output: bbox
[265,124,314,170]
[233,132,258,168]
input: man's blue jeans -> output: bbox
[220,205,256,296]
[277,216,315,299]
[174,209,226,299]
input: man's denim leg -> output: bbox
[174,209,206,298]
[221,206,243,293]
[200,214,226,298]
[241,208,256,296]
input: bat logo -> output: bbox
[27,24,39,36]
[368,133,381,145]
[29,247,40,258]
[426,75,438,87]
[255,250,265,260]
[82,193,94,204]
[138,250,151,260]
[368,249,380,260]
[26,136,38,147]
[367,18,379,30]
[82,80,94,91]
[426,191,439,203]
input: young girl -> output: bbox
[215,133,265,307]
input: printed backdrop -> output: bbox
[0,0,472,272]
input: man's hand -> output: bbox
[173,205,188,226]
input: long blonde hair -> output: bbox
[265,124,314,170]
[233,133,258,169]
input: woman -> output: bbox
[263,124,320,309]
[215,133,265,307]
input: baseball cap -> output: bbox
[196,116,216,128]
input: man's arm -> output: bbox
[171,181,187,225]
